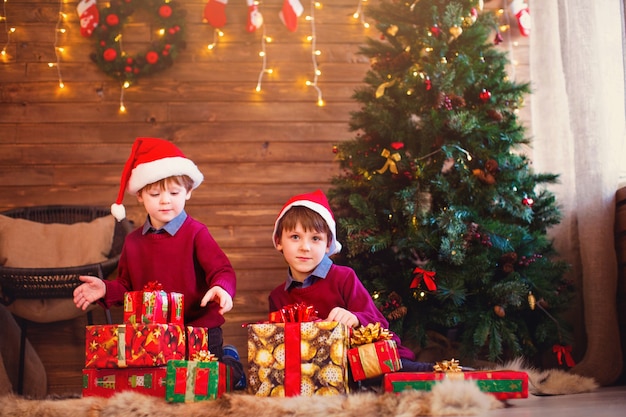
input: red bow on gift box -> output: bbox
[410,268,437,291]
[143,281,164,291]
[269,302,319,323]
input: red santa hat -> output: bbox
[111,138,204,221]
[272,189,342,255]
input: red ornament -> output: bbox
[124,66,132,72]
[126,57,133,64]
[105,14,120,27]
[390,142,404,150]
[332,145,338,154]
[522,197,534,207]
[103,48,117,62]
[158,5,172,18]
[169,27,176,35]
[425,77,432,91]
[479,89,492,102]
[430,25,441,37]
[146,51,159,64]
[494,32,504,45]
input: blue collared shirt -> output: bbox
[142,210,187,236]
[285,255,333,290]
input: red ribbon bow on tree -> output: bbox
[552,344,576,367]
[410,268,437,291]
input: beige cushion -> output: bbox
[0,214,115,268]
[0,214,115,323]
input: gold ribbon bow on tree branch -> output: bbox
[377,148,401,174]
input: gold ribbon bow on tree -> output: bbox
[433,358,462,373]
[191,350,217,362]
[377,148,401,174]
[350,322,393,346]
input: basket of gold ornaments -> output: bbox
[247,303,350,396]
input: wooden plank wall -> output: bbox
[0,0,528,395]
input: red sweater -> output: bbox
[103,216,236,329]
[269,264,416,361]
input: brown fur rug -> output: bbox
[0,379,502,417]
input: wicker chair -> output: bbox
[0,205,134,394]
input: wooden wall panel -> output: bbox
[0,0,529,395]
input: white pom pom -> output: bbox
[111,203,126,222]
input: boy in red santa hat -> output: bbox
[73,137,245,388]
[269,189,434,379]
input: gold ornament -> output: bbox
[528,292,536,310]
[494,305,506,317]
[433,358,461,373]
[387,25,399,36]
[449,25,463,40]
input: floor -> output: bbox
[486,385,626,417]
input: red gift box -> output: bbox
[247,321,350,397]
[382,370,529,400]
[348,339,402,381]
[82,367,167,398]
[186,326,209,359]
[123,287,184,325]
[165,359,232,402]
[85,323,185,368]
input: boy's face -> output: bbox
[137,180,192,229]
[276,221,330,282]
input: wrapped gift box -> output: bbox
[82,367,167,398]
[383,370,529,400]
[347,339,402,381]
[247,321,350,397]
[186,326,209,359]
[123,286,184,325]
[165,359,232,402]
[85,323,185,368]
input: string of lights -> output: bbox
[305,1,323,106]
[1,0,16,60]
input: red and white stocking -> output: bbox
[279,0,303,32]
[76,0,99,38]
[203,0,228,29]
[510,0,530,37]
[247,0,263,32]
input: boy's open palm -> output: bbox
[73,275,106,310]
[201,286,233,315]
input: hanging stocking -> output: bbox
[279,0,303,32]
[247,0,263,32]
[203,0,228,29]
[510,0,530,37]
[76,0,99,38]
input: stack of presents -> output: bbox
[82,282,233,402]
[81,289,528,402]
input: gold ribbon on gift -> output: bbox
[191,350,217,362]
[376,149,401,174]
[358,343,384,379]
[433,358,461,373]
[351,323,392,346]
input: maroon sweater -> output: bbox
[103,216,236,329]
[269,264,416,361]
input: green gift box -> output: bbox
[165,359,232,402]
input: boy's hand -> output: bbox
[200,286,233,315]
[326,307,359,328]
[73,275,106,310]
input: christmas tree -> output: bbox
[328,0,573,364]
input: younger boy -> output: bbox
[73,137,245,387]
[269,189,433,372]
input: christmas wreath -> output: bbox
[91,0,187,85]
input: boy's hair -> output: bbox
[139,175,195,193]
[274,206,333,247]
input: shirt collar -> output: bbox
[142,210,187,236]
[284,255,333,290]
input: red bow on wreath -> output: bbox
[553,344,576,367]
[410,268,437,291]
